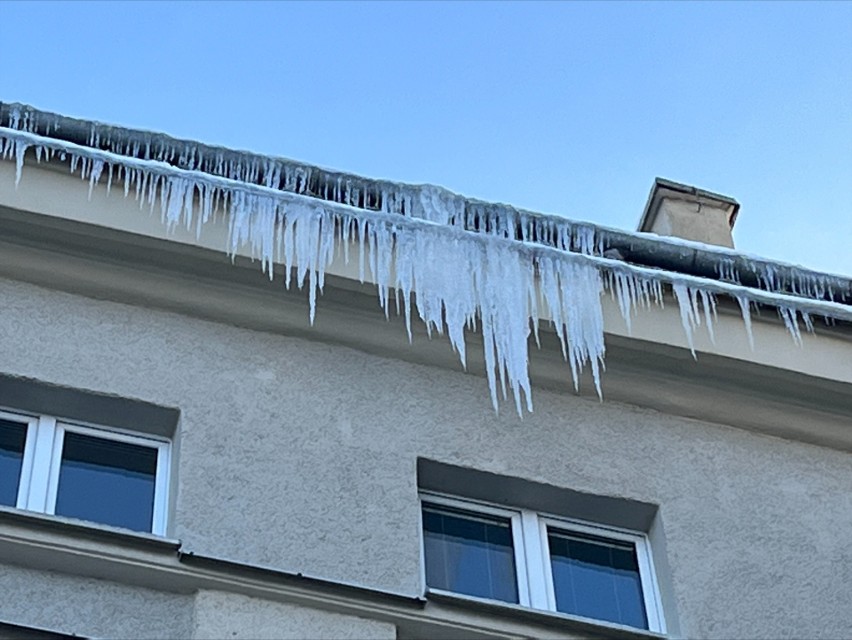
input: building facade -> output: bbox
[0,103,850,639]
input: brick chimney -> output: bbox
[638,178,740,248]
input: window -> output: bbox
[0,409,169,535]
[421,493,664,633]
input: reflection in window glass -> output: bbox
[0,419,27,507]
[422,504,518,603]
[548,529,647,629]
[55,432,158,532]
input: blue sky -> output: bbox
[4,1,851,276]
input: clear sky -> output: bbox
[4,1,851,276]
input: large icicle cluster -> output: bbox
[2,114,851,414]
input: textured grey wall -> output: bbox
[192,590,395,639]
[1,277,851,639]
[0,563,194,639]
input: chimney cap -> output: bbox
[638,177,741,234]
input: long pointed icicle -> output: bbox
[672,283,699,357]
[737,295,755,350]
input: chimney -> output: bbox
[638,178,740,248]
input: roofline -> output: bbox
[1,101,849,304]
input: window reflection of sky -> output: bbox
[423,505,518,603]
[0,420,26,507]
[55,432,157,532]
[548,530,647,629]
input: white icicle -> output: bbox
[539,257,605,395]
[778,307,802,346]
[736,295,755,350]
[87,159,104,200]
[698,289,716,344]
[14,139,28,186]
[672,282,698,356]
[801,311,814,334]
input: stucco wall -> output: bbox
[0,563,194,639]
[192,590,396,640]
[1,277,851,639]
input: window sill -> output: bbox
[0,505,179,552]
[426,589,667,640]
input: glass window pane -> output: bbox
[55,431,158,532]
[422,504,518,603]
[0,419,27,507]
[548,528,648,629]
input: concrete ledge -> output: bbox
[0,510,661,640]
[426,591,665,640]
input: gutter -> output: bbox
[2,101,849,304]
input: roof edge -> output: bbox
[1,100,849,305]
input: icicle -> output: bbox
[357,217,368,284]
[417,184,463,226]
[801,311,814,334]
[14,139,28,186]
[716,258,737,283]
[8,105,21,129]
[778,307,802,346]
[610,272,635,334]
[572,224,598,256]
[698,289,716,344]
[87,159,104,199]
[736,295,755,350]
[539,257,605,395]
[672,282,699,357]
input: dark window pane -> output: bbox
[0,419,27,507]
[548,529,648,629]
[422,504,518,603]
[55,432,158,532]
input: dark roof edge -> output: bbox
[1,101,849,304]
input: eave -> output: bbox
[2,100,850,304]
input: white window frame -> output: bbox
[420,493,532,607]
[539,516,665,632]
[1,408,170,535]
[420,492,666,634]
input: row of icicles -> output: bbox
[1,123,849,413]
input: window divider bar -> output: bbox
[519,510,550,611]
[22,416,58,512]
[43,419,64,515]
[151,445,170,536]
[636,538,666,634]
[508,513,531,608]
[13,414,40,510]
